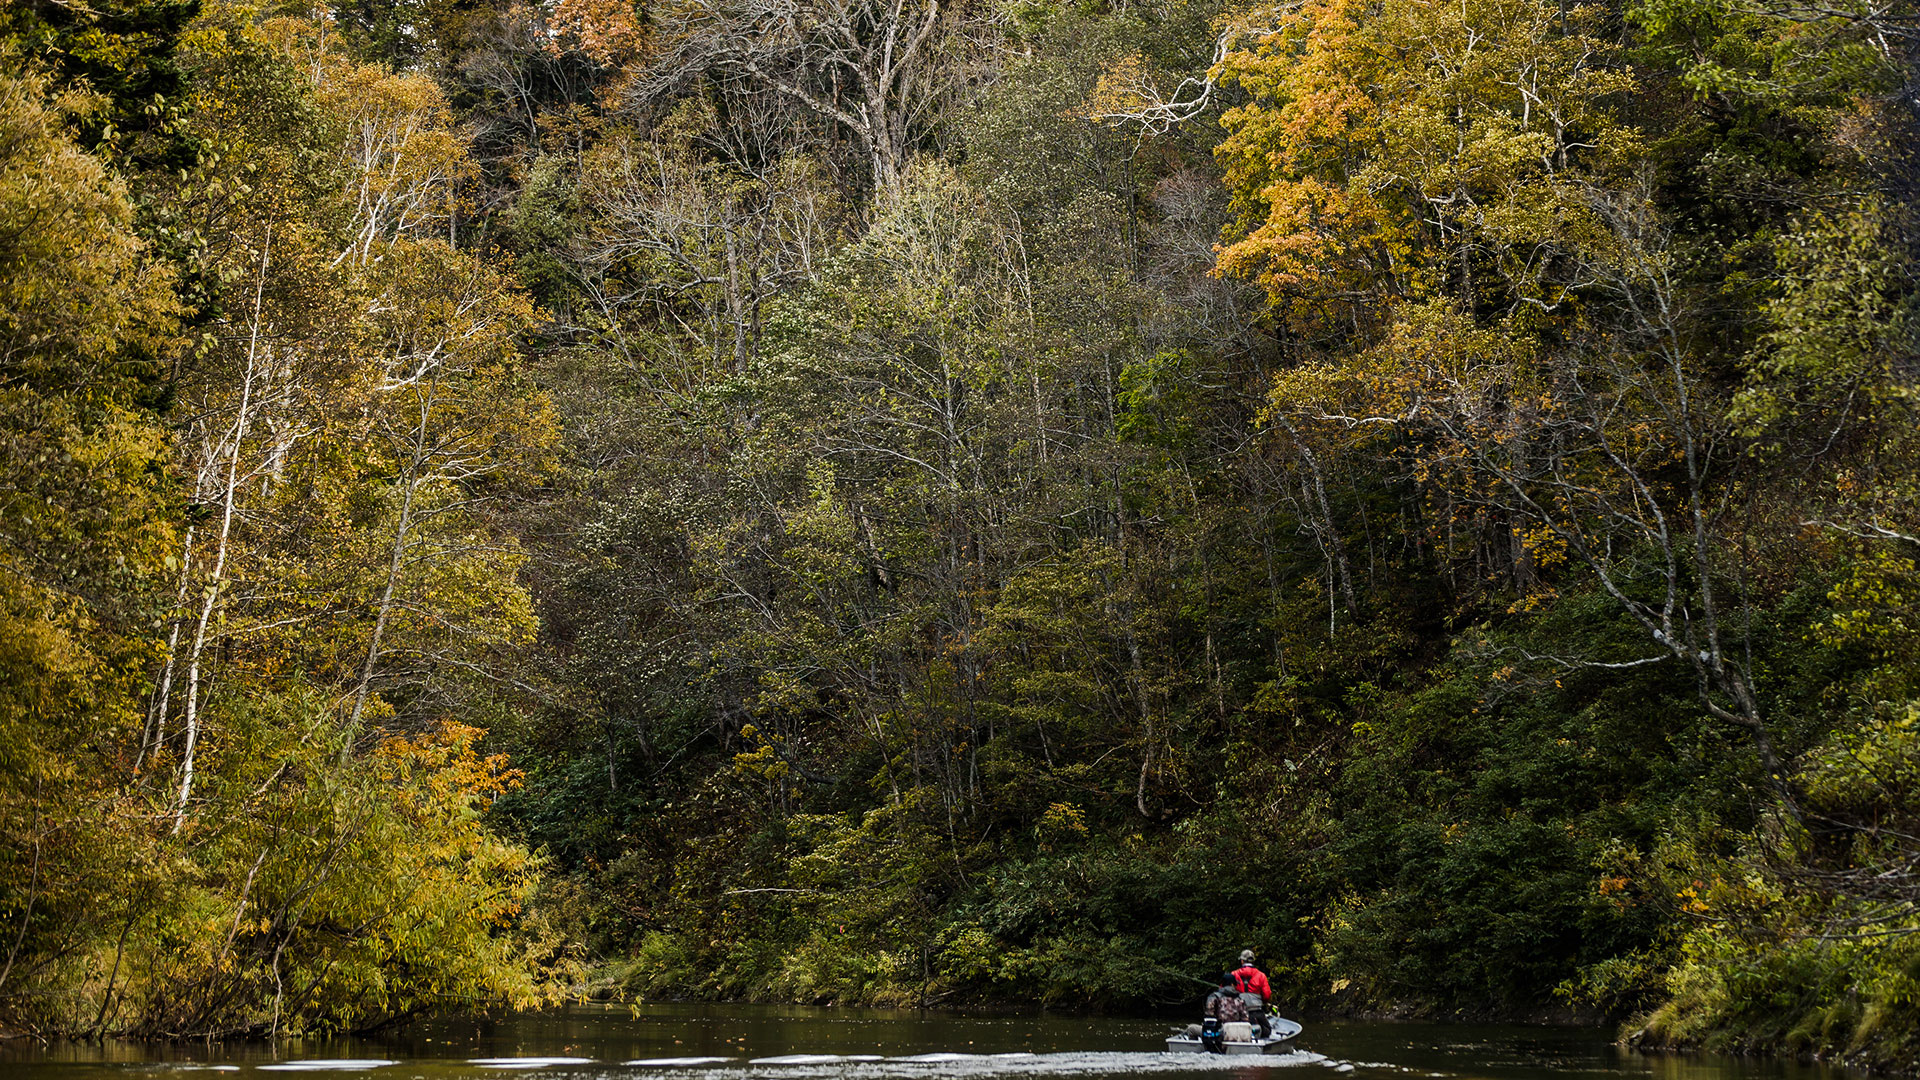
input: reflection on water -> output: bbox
[0,1002,1864,1080]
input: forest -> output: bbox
[2,0,1917,1068]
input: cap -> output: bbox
[1239,949,1255,964]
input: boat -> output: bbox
[1165,1016,1302,1054]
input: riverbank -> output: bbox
[1626,957,1920,1077]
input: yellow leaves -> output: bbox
[0,69,181,378]
[268,37,474,265]
[1675,881,1713,915]
[1797,703,1920,813]
[733,739,790,782]
[781,462,859,576]
[1036,801,1087,849]
[1214,0,1391,301]
[7,685,568,1034]
[1514,524,1566,569]
[0,8,580,1034]
[0,68,179,790]
[1263,300,1539,458]
[1086,53,1159,121]
[1734,207,1909,444]
[1817,550,1919,658]
[1214,0,1638,314]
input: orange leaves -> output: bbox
[377,720,523,785]
[1216,0,1374,166]
[549,0,645,66]
[1214,0,1389,300]
[376,722,524,834]
[1214,176,1383,295]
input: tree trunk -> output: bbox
[345,445,424,751]
[345,356,443,753]
[137,522,196,777]
[174,230,271,833]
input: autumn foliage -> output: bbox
[3,0,1919,1065]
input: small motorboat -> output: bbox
[1166,1016,1302,1054]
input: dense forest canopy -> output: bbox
[2,0,1918,1068]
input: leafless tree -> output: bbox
[569,133,837,373]
[627,0,998,189]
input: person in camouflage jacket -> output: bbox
[1204,975,1250,1023]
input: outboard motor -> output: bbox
[1200,1017,1225,1054]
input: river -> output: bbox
[0,1003,1860,1080]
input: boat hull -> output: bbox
[1164,1036,1293,1055]
[1165,1018,1301,1055]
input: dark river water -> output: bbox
[0,1002,1860,1080]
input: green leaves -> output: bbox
[1733,209,1913,438]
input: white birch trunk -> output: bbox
[173,230,271,833]
[137,522,196,776]
[344,370,437,751]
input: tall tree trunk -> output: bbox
[174,230,271,832]
[345,372,436,751]
[1125,610,1155,819]
[137,522,196,777]
[1274,413,1358,617]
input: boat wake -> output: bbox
[111,1049,1343,1076]
[621,1049,1332,1077]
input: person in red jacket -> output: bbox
[1231,950,1273,1037]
